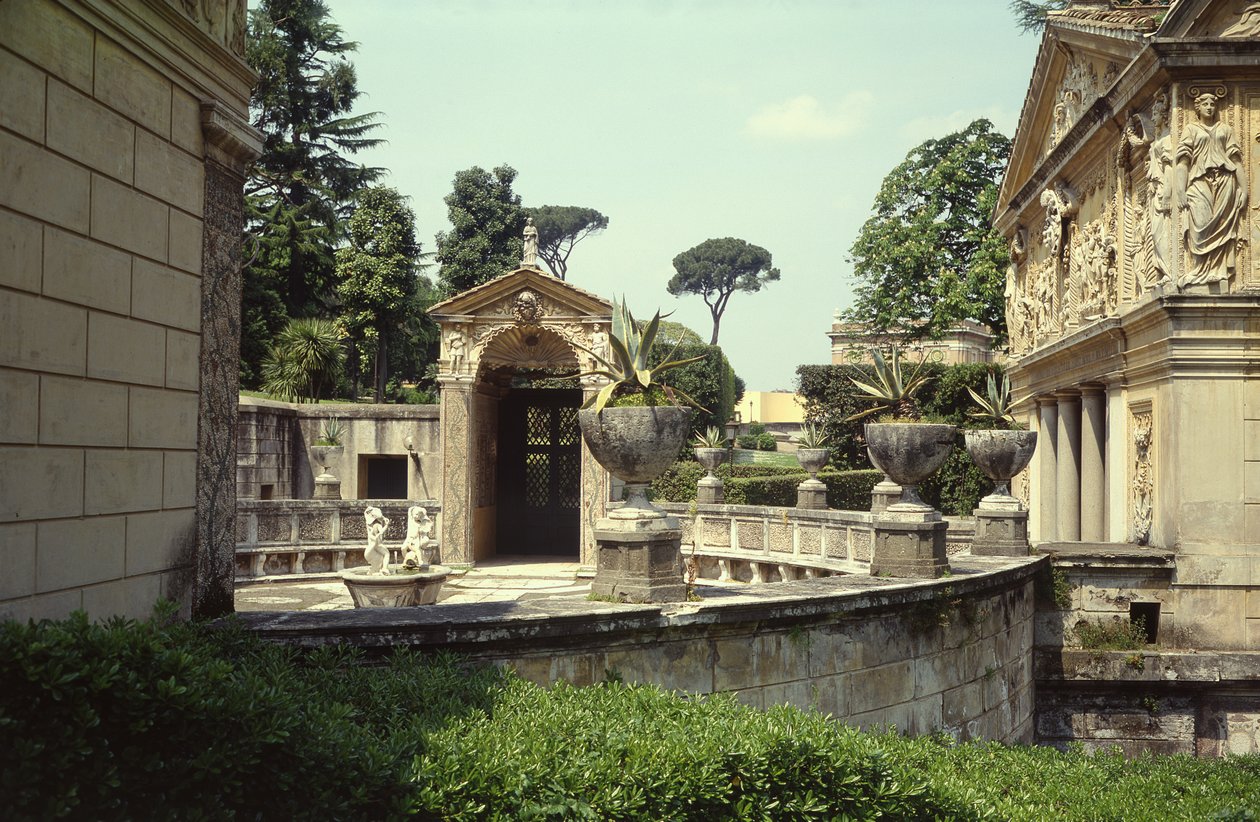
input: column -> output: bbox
[1056,391,1082,541]
[1037,397,1059,543]
[1105,381,1127,542]
[1080,385,1106,542]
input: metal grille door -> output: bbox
[496,389,582,556]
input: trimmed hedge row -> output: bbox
[649,460,880,511]
[5,610,1260,821]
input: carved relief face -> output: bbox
[1195,94,1218,122]
[511,290,543,324]
[1150,93,1168,128]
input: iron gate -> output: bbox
[496,389,582,556]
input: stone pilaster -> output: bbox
[192,102,260,618]
[439,380,475,565]
[1036,397,1059,543]
[1080,385,1106,541]
[1056,391,1082,541]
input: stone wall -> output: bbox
[236,555,1042,744]
[237,400,296,500]
[0,0,257,621]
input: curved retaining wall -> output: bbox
[236,553,1044,743]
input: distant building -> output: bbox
[828,315,999,366]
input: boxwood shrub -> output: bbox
[651,461,881,511]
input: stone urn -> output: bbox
[795,447,829,510]
[310,445,344,500]
[964,429,1038,510]
[579,406,694,516]
[694,446,726,505]
[796,448,829,478]
[863,423,956,513]
[340,564,450,607]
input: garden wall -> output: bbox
[236,554,1042,744]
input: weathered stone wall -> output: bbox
[0,0,256,621]
[237,556,1042,744]
[237,400,296,500]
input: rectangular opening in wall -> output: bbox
[1130,601,1160,643]
[259,484,274,500]
[361,456,408,499]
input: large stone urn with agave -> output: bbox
[849,348,955,578]
[964,372,1037,556]
[574,300,702,602]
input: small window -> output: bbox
[259,484,274,500]
[1130,602,1160,644]
[361,456,408,499]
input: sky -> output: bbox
[323,0,1042,391]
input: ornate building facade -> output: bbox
[997,0,1260,647]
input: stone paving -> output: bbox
[234,557,590,612]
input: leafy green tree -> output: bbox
[667,238,781,345]
[845,119,1011,343]
[335,187,425,402]
[1010,0,1069,33]
[261,317,345,402]
[526,205,609,280]
[242,0,384,385]
[435,165,526,295]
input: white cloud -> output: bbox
[896,106,1021,148]
[745,92,874,140]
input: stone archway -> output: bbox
[428,269,613,567]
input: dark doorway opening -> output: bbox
[496,388,582,556]
[1130,601,1160,643]
[360,455,408,499]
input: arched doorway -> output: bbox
[427,269,613,567]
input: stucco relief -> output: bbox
[1045,55,1119,157]
[172,0,246,56]
[1006,226,1030,355]
[1176,86,1248,288]
[1123,91,1176,294]
[1223,4,1260,37]
[1067,218,1117,324]
[1131,408,1153,546]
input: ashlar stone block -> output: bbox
[0,290,87,375]
[128,386,197,449]
[46,79,134,182]
[43,227,131,314]
[0,368,38,443]
[132,259,199,331]
[90,174,168,260]
[39,375,127,446]
[0,129,90,232]
[0,46,46,141]
[0,2,93,92]
[82,573,162,621]
[84,449,163,515]
[165,330,199,390]
[87,311,165,386]
[134,130,203,216]
[36,515,125,592]
[0,446,85,520]
[167,210,202,275]
[162,450,196,508]
[125,508,193,575]
[0,207,43,293]
[93,35,171,138]
[0,522,37,599]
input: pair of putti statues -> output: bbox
[362,505,438,574]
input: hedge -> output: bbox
[650,460,880,510]
[5,611,1260,821]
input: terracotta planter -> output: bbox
[340,564,450,608]
[864,422,956,512]
[579,405,693,514]
[964,429,1038,508]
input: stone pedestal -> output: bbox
[797,477,827,509]
[313,474,342,500]
[870,510,949,578]
[697,476,724,504]
[870,476,901,513]
[971,509,1030,556]
[591,514,686,603]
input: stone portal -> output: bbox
[428,269,612,566]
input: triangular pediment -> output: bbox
[996,8,1152,222]
[428,267,612,321]
[1160,0,1260,37]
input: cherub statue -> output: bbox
[363,505,391,574]
[401,505,437,568]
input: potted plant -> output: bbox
[847,348,954,513]
[693,426,727,478]
[795,422,830,478]
[310,419,345,500]
[963,372,1036,509]
[575,300,703,515]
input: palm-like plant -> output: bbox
[693,426,726,448]
[798,422,829,449]
[261,317,346,402]
[576,299,705,413]
[967,372,1017,428]
[846,347,933,421]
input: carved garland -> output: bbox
[1130,408,1153,545]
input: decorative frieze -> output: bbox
[1130,407,1153,545]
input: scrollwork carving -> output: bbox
[1131,408,1153,545]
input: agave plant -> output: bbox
[315,419,344,446]
[693,426,726,448]
[576,299,705,413]
[967,372,1017,428]
[845,347,933,422]
[798,422,829,449]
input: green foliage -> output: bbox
[526,205,609,280]
[435,164,526,295]
[1051,568,1075,609]
[748,422,767,436]
[724,469,881,508]
[0,608,506,821]
[335,186,429,402]
[798,423,829,449]
[315,418,343,446]
[1010,0,1069,33]
[1075,617,1151,651]
[668,237,781,345]
[8,611,1260,821]
[693,427,726,448]
[243,0,384,387]
[846,347,934,421]
[650,336,741,437]
[578,299,704,413]
[260,317,346,402]
[798,361,996,514]
[737,433,777,451]
[845,119,1011,343]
